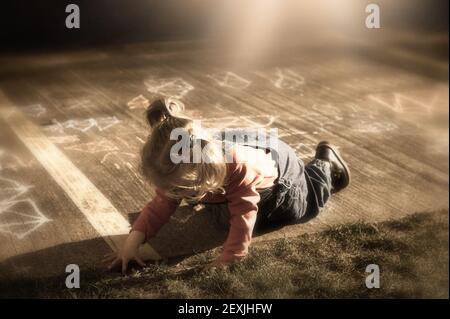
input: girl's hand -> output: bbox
[103,231,146,275]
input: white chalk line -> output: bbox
[207,71,251,89]
[0,174,51,239]
[0,198,51,239]
[144,77,194,99]
[0,90,160,259]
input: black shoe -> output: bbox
[314,141,351,193]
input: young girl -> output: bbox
[107,98,350,273]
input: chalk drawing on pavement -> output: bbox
[127,95,149,110]
[292,142,317,158]
[207,72,251,89]
[309,103,399,134]
[43,116,121,134]
[0,199,51,239]
[0,176,32,203]
[48,135,80,145]
[353,121,398,134]
[22,104,47,118]
[64,139,119,153]
[0,176,51,239]
[368,93,434,114]
[213,103,235,116]
[101,151,145,184]
[201,115,278,129]
[63,98,96,111]
[0,149,32,172]
[270,68,306,89]
[145,77,194,99]
[312,103,344,121]
[101,152,137,170]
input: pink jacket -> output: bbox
[132,144,278,263]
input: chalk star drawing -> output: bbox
[127,95,149,110]
[22,104,47,118]
[271,68,305,89]
[64,139,119,153]
[44,116,121,134]
[0,149,32,172]
[0,176,32,203]
[0,176,51,239]
[144,77,194,99]
[207,72,251,89]
[0,199,51,239]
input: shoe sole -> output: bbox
[317,141,351,191]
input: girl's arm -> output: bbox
[132,189,180,241]
[220,158,264,264]
[107,189,179,274]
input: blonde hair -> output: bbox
[141,98,227,202]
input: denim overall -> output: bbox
[216,129,332,229]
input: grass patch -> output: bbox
[1,211,448,298]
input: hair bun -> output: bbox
[146,98,185,127]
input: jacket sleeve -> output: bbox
[131,189,180,241]
[219,160,263,263]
